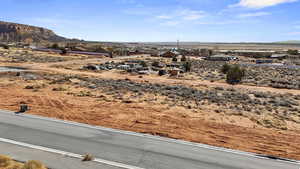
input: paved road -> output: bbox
[0,141,122,169]
[0,110,299,169]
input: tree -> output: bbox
[226,65,245,85]
[140,61,148,67]
[183,61,192,72]
[287,49,298,55]
[3,45,9,50]
[60,48,67,55]
[172,56,178,62]
[221,63,231,74]
[181,55,187,62]
[158,69,167,76]
[94,46,107,53]
[152,61,160,67]
[51,43,60,49]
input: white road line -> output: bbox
[15,112,300,165]
[2,110,300,165]
[0,138,144,169]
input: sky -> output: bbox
[1,0,300,42]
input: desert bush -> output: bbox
[82,154,94,162]
[226,65,245,84]
[172,56,177,62]
[9,163,23,169]
[77,91,92,97]
[52,87,67,91]
[3,45,9,50]
[183,61,192,72]
[181,55,187,62]
[152,61,160,67]
[60,48,67,55]
[140,61,148,67]
[221,63,231,74]
[0,155,47,169]
[287,49,298,55]
[23,160,46,169]
[0,155,12,167]
[158,70,167,76]
[51,43,59,49]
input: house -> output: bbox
[205,55,237,61]
[159,51,179,58]
[270,54,288,59]
[256,60,273,64]
[168,68,181,76]
[166,63,182,69]
[117,65,131,70]
[232,50,275,58]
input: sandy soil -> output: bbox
[1,54,300,160]
[0,80,300,160]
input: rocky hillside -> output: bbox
[0,21,67,43]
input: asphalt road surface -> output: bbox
[0,110,299,169]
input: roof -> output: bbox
[270,54,288,58]
[210,55,236,58]
[233,50,276,53]
[159,50,180,56]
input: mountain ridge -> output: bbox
[0,21,67,43]
[274,40,300,44]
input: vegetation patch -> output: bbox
[0,155,47,169]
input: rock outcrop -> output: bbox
[0,21,67,43]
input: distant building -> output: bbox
[168,68,181,77]
[159,51,179,58]
[218,50,275,58]
[233,50,275,58]
[205,55,237,61]
[270,54,288,59]
[256,60,273,64]
[200,48,213,57]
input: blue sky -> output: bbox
[1,0,300,42]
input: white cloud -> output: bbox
[160,21,180,26]
[287,32,300,35]
[233,0,298,8]
[156,15,173,20]
[196,20,243,25]
[237,12,271,18]
[156,9,206,26]
[179,9,205,21]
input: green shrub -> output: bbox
[221,63,231,74]
[181,55,187,62]
[60,48,67,55]
[152,61,160,67]
[158,69,167,76]
[183,61,192,72]
[287,49,298,55]
[3,45,9,50]
[51,43,59,49]
[172,56,177,62]
[226,65,245,84]
[140,61,148,67]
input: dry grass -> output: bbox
[0,155,46,169]
[82,154,94,162]
[23,160,47,169]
